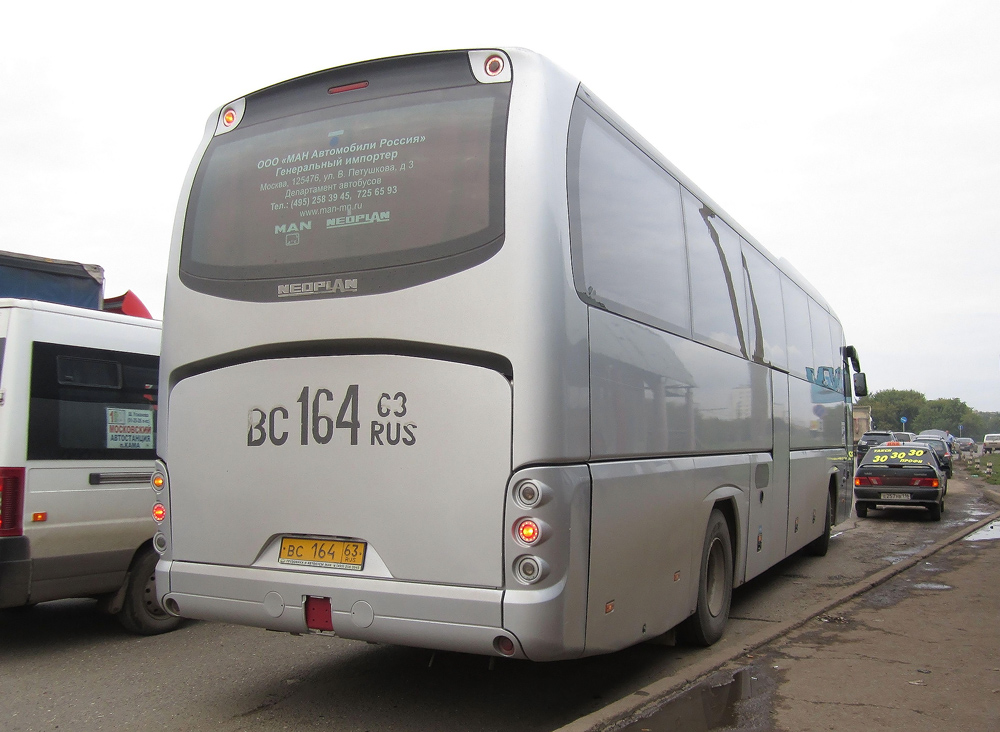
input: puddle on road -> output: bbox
[912,582,953,590]
[965,521,1000,541]
[613,666,775,732]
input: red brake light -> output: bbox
[152,503,167,522]
[854,476,870,486]
[0,468,26,537]
[484,55,505,77]
[328,81,369,95]
[516,519,540,545]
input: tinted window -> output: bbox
[181,58,510,301]
[28,342,158,460]
[808,300,835,373]
[568,100,690,335]
[683,190,748,356]
[781,277,812,378]
[57,356,122,389]
[741,243,787,368]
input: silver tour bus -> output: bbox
[154,49,867,660]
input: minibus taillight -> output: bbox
[0,467,26,537]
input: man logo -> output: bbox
[275,221,312,234]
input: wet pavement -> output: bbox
[583,485,1000,732]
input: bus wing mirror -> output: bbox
[853,372,868,398]
[844,345,861,374]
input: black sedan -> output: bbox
[855,430,900,462]
[854,443,947,521]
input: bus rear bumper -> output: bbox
[158,559,529,658]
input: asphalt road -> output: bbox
[2,476,996,732]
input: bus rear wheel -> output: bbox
[679,508,733,646]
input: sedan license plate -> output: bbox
[278,537,366,571]
[880,492,911,501]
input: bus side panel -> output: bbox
[746,372,790,582]
[589,310,771,460]
[787,376,848,554]
[585,454,751,655]
[586,457,696,655]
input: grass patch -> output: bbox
[960,451,1000,485]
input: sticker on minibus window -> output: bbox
[106,408,154,450]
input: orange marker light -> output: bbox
[223,108,237,126]
[516,519,540,544]
[152,473,165,490]
[32,512,47,522]
[152,503,167,522]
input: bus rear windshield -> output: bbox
[180,73,508,302]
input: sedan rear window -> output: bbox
[861,446,936,466]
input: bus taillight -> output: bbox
[0,468,25,537]
[484,55,505,77]
[515,518,540,545]
[328,81,369,95]
[152,503,167,522]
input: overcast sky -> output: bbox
[2,1,997,411]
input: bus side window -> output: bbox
[808,299,836,383]
[683,190,748,357]
[568,100,691,337]
[781,276,812,380]
[741,242,787,369]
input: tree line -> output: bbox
[856,389,1000,441]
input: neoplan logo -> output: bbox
[326,211,389,229]
[277,279,358,298]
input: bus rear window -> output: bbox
[180,62,509,302]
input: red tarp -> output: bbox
[102,290,153,319]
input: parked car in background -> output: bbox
[856,431,900,462]
[983,434,1000,454]
[912,435,953,478]
[895,431,916,443]
[954,437,975,453]
[854,443,947,520]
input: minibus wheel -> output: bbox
[117,545,182,635]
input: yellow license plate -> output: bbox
[278,537,366,571]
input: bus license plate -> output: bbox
[278,537,366,571]
[880,492,910,501]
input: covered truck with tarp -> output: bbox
[0,251,105,309]
[0,250,152,318]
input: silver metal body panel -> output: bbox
[745,373,791,581]
[162,355,512,586]
[585,454,750,655]
[786,449,840,554]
